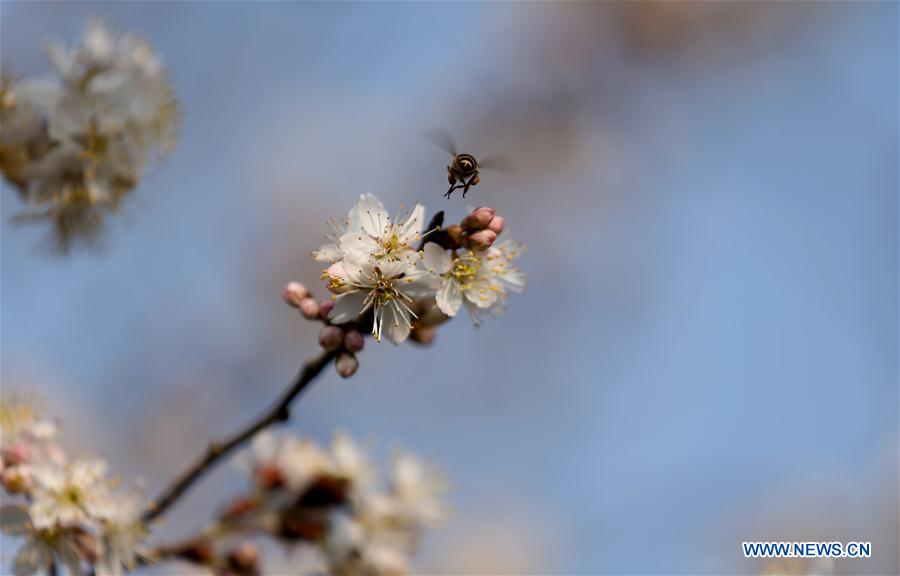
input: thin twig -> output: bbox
[140,349,339,524]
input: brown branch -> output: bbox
[140,348,339,524]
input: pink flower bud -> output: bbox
[466,229,498,250]
[255,464,284,490]
[319,299,334,318]
[410,325,438,345]
[461,207,495,231]
[282,282,309,308]
[487,215,504,235]
[343,329,364,352]
[227,543,260,576]
[319,325,344,351]
[2,467,31,493]
[299,297,320,320]
[3,443,31,466]
[335,352,359,378]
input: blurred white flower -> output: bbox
[29,458,114,530]
[246,432,334,494]
[0,21,178,252]
[387,453,445,529]
[0,503,85,576]
[95,493,151,576]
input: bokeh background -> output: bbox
[1,2,897,574]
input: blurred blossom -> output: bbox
[0,395,149,576]
[233,431,445,575]
[0,21,178,253]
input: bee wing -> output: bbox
[424,128,458,156]
[478,154,515,173]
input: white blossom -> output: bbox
[28,459,114,530]
[0,21,178,252]
[325,252,436,343]
[430,237,526,324]
[0,504,85,576]
[95,493,151,576]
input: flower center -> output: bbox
[61,485,84,507]
[451,254,480,289]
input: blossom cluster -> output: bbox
[185,433,444,575]
[0,22,178,252]
[0,395,148,575]
[285,194,525,357]
[0,395,445,576]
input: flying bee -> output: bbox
[425,129,513,199]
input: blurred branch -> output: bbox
[140,349,339,524]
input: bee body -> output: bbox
[426,130,511,199]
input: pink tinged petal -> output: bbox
[329,291,368,324]
[422,243,452,274]
[436,280,462,317]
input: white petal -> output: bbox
[48,91,91,141]
[0,504,31,535]
[436,280,462,317]
[44,39,75,78]
[329,292,368,324]
[312,243,344,263]
[464,282,498,309]
[386,307,411,344]
[422,242,452,274]
[13,541,50,576]
[339,232,378,259]
[376,257,412,279]
[353,194,390,238]
[398,203,425,243]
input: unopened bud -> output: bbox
[487,215,504,235]
[461,207,495,231]
[465,229,498,250]
[3,442,31,466]
[282,282,309,308]
[343,329,364,352]
[226,543,260,576]
[1,467,31,493]
[335,352,359,378]
[319,325,344,351]
[319,299,334,318]
[223,496,259,521]
[255,464,284,490]
[298,297,320,320]
[410,325,438,345]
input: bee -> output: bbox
[425,129,513,199]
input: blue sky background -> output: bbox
[1,3,897,574]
